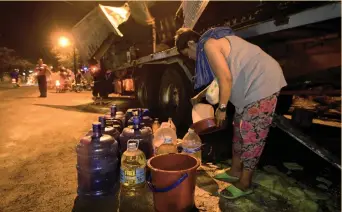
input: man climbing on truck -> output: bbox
[88,57,110,100]
[175,27,287,199]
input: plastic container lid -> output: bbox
[128,142,136,150]
[92,122,102,137]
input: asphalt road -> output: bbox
[0,85,138,212]
[0,85,340,212]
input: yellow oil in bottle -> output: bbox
[156,136,177,155]
[120,140,147,192]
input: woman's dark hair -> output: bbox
[175,28,201,53]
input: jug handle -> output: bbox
[147,173,188,193]
[127,139,140,149]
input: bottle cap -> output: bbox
[98,116,105,128]
[133,116,140,130]
[92,122,102,138]
[110,104,117,117]
[127,142,136,150]
[138,108,143,116]
[127,139,139,151]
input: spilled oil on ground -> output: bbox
[196,163,340,212]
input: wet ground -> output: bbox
[0,84,340,212]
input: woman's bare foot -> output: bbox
[232,169,253,191]
[226,169,241,178]
[228,154,243,178]
[232,180,250,191]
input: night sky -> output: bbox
[0,1,124,65]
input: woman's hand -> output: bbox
[215,108,226,128]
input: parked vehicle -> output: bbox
[55,79,71,93]
[12,78,20,88]
[72,1,341,126]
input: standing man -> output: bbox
[75,69,82,84]
[34,58,51,97]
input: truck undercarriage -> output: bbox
[72,1,341,169]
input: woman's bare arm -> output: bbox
[204,38,232,106]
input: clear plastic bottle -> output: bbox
[152,127,177,155]
[120,139,147,191]
[160,117,177,132]
[182,128,202,162]
[152,118,161,134]
[156,136,177,155]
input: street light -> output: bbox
[58,36,77,76]
[58,36,70,47]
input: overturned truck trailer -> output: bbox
[72,1,341,168]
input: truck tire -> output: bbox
[158,68,193,128]
[136,72,162,112]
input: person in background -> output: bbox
[34,58,51,97]
[175,27,287,199]
[58,66,69,90]
[75,69,82,84]
[88,57,107,99]
[104,69,114,95]
[10,69,20,87]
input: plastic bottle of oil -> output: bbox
[182,128,202,162]
[156,136,177,155]
[152,127,177,155]
[120,139,147,191]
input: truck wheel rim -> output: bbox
[162,84,180,108]
[137,82,147,105]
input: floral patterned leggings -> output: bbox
[232,93,278,170]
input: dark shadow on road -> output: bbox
[0,87,15,91]
[72,195,120,212]
[72,184,200,212]
[15,97,39,99]
[34,99,138,114]
[34,103,107,114]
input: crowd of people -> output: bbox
[29,57,113,99]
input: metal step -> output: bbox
[273,114,341,170]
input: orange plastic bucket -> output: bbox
[147,153,200,212]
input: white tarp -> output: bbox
[99,3,131,37]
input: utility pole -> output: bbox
[73,44,77,76]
